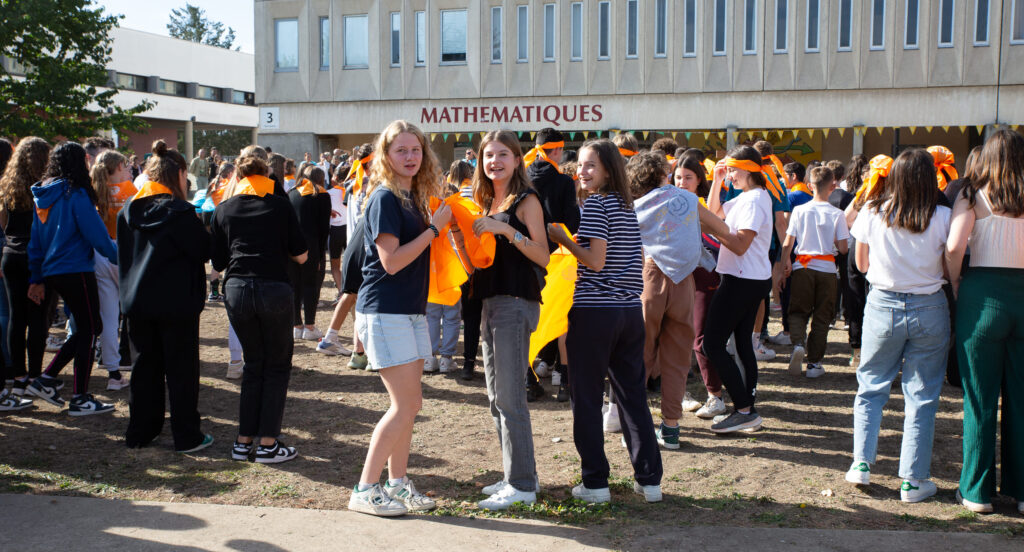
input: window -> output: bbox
[441,9,467,63]
[939,0,955,47]
[905,0,919,48]
[806,0,820,51]
[571,2,583,60]
[344,15,369,68]
[870,0,886,50]
[157,79,186,96]
[415,11,426,66]
[491,7,502,62]
[598,1,611,59]
[320,17,330,69]
[274,18,298,71]
[115,73,146,92]
[714,0,727,55]
[626,0,639,58]
[544,3,556,61]
[683,0,698,56]
[517,5,529,62]
[390,12,400,66]
[1012,0,1024,43]
[231,90,255,106]
[655,0,668,57]
[974,0,990,45]
[196,85,220,101]
[744,0,758,54]
[838,0,853,50]
[775,0,788,53]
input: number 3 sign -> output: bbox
[260,107,280,130]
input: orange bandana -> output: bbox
[133,181,175,201]
[854,155,894,203]
[618,147,638,158]
[724,158,762,173]
[232,175,276,198]
[294,178,324,196]
[345,153,374,195]
[523,141,564,173]
[789,181,812,196]
[928,146,959,191]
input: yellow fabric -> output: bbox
[528,224,577,362]
[928,145,959,192]
[703,158,715,177]
[132,181,175,201]
[294,178,323,196]
[854,155,894,204]
[345,153,374,195]
[523,141,564,173]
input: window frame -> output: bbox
[904,0,920,49]
[654,0,668,57]
[938,0,955,48]
[415,11,426,66]
[714,0,728,56]
[774,0,789,53]
[805,0,820,52]
[343,14,369,69]
[683,0,698,57]
[319,16,330,70]
[838,0,853,51]
[598,1,611,60]
[974,0,990,46]
[157,79,186,97]
[491,6,503,63]
[869,0,886,51]
[517,4,529,63]
[743,0,758,55]
[543,3,556,62]
[1012,0,1024,44]
[274,17,299,72]
[626,0,639,58]
[389,12,401,67]
[570,2,584,61]
[440,9,468,65]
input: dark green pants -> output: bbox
[787,268,837,364]
[955,267,1024,504]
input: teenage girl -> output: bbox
[348,120,450,517]
[287,164,332,341]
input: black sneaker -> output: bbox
[0,389,33,411]
[255,440,298,464]
[231,439,255,461]
[68,394,115,416]
[710,409,762,434]
[526,382,545,402]
[556,382,570,402]
[26,377,65,407]
[11,378,29,396]
[460,363,474,381]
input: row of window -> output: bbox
[114,72,255,105]
[274,0,1024,71]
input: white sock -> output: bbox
[324,328,339,343]
[387,477,405,487]
[356,483,374,492]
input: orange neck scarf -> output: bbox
[523,141,564,173]
[295,178,323,196]
[928,146,958,191]
[854,155,894,203]
[233,175,276,198]
[789,181,812,196]
[346,153,374,195]
[133,181,175,201]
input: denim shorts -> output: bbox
[355,312,432,370]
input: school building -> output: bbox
[253,0,1024,168]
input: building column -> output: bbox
[251,128,258,146]
[185,118,194,161]
[726,125,738,150]
[852,126,865,156]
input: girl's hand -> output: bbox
[430,205,452,230]
[27,283,44,305]
[713,160,727,183]
[547,223,570,246]
[472,216,506,238]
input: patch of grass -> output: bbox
[896,513,951,530]
[430,496,623,525]
[261,483,299,498]
[682,467,709,477]
[953,510,979,521]
[751,512,787,525]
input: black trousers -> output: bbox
[288,256,321,326]
[702,274,772,411]
[2,252,51,380]
[835,252,849,318]
[845,252,868,349]
[43,272,100,395]
[225,277,294,438]
[566,305,662,489]
[460,282,482,369]
[125,315,203,450]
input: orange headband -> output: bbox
[854,154,894,203]
[618,148,638,157]
[928,145,958,191]
[724,158,763,173]
[346,152,375,194]
[524,141,565,173]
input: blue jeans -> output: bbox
[853,288,949,480]
[426,301,461,356]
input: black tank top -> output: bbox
[469,189,544,302]
[3,207,33,254]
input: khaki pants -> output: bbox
[641,259,695,421]
[787,268,837,364]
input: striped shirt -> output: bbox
[573,192,644,307]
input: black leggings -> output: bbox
[460,281,482,369]
[2,252,52,381]
[43,272,101,396]
[845,251,867,349]
[288,255,321,326]
[702,274,772,411]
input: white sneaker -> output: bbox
[302,327,323,341]
[767,331,791,346]
[695,395,727,419]
[106,375,130,391]
[725,335,737,355]
[955,489,994,513]
[682,392,701,412]
[845,461,870,486]
[478,484,536,510]
[633,481,663,503]
[533,360,551,378]
[805,363,825,378]
[45,335,65,353]
[348,484,408,517]
[900,479,937,503]
[482,480,508,496]
[571,484,611,504]
[316,338,352,356]
[788,345,806,375]
[225,360,243,379]
[550,371,562,386]
[293,328,302,340]
[384,477,436,512]
[423,357,439,373]
[752,335,776,361]
[602,403,621,433]
[438,357,456,373]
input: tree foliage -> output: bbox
[0,0,153,140]
[167,3,237,50]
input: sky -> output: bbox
[94,0,255,53]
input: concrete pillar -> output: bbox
[852,126,865,156]
[251,128,258,147]
[184,119,194,161]
[726,125,738,150]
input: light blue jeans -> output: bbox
[853,288,949,480]
[426,300,461,357]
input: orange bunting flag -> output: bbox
[528,224,578,362]
[927,146,959,191]
[523,141,565,173]
[853,155,894,203]
[346,153,374,195]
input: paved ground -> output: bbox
[2,494,1020,551]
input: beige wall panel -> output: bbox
[858,0,894,88]
[764,0,797,91]
[732,0,766,92]
[1000,1,1024,84]
[926,0,965,87]
[962,0,998,86]
[827,0,860,89]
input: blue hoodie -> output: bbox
[28,178,117,283]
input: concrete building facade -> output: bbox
[254,0,1024,167]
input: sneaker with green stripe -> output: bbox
[900,479,937,503]
[656,423,680,450]
[845,461,870,485]
[385,477,436,512]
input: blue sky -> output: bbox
[95,0,255,53]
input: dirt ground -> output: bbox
[1,280,1022,543]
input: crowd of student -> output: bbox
[0,121,1020,519]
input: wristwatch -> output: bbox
[513,231,525,244]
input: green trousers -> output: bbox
[955,267,1024,504]
[787,267,837,364]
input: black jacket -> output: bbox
[287,188,332,260]
[527,159,580,235]
[117,194,210,319]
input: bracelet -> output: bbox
[428,224,440,238]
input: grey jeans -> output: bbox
[481,295,540,492]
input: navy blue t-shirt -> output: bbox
[355,187,430,315]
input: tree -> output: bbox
[167,4,237,50]
[0,0,153,139]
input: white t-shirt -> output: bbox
[283,177,296,193]
[716,187,773,281]
[327,187,347,227]
[787,200,850,274]
[849,203,951,294]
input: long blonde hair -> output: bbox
[366,120,440,221]
[473,130,531,212]
[90,150,127,224]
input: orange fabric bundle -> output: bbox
[345,153,374,195]
[795,254,835,267]
[853,155,894,204]
[528,224,577,361]
[928,146,959,191]
[523,141,564,173]
[425,194,497,306]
